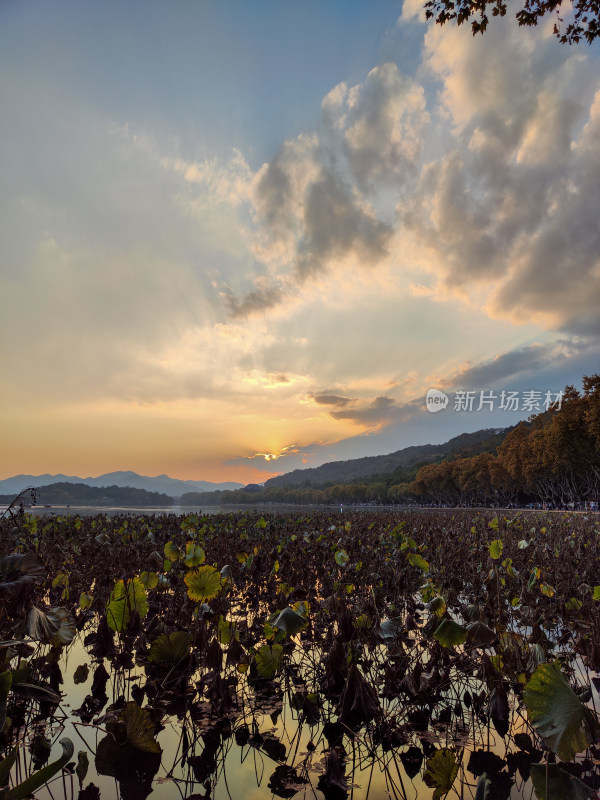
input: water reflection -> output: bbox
[21,622,557,800]
[2,508,599,800]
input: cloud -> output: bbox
[226,159,393,314]
[224,65,429,317]
[329,395,416,428]
[251,133,322,263]
[163,148,253,207]
[400,19,600,338]
[3,6,600,484]
[401,0,428,21]
[226,38,600,342]
[222,283,286,318]
[310,393,354,407]
[297,169,392,278]
[322,63,429,190]
[225,441,323,468]
[439,342,569,389]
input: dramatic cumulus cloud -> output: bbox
[322,63,429,190]
[298,169,392,279]
[225,63,428,314]
[402,19,600,336]
[224,31,600,345]
[251,149,393,282]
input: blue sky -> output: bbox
[1,0,599,482]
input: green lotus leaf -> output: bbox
[273,607,308,637]
[184,565,222,603]
[528,567,540,590]
[118,702,161,753]
[263,621,278,641]
[78,592,93,610]
[217,617,238,645]
[148,631,192,664]
[146,550,164,570]
[423,748,459,800]
[524,662,593,761]
[334,549,349,567]
[106,578,148,633]
[428,596,447,618]
[354,613,372,631]
[184,543,205,568]
[407,553,429,572]
[434,618,468,648]
[291,599,309,618]
[254,644,283,679]
[527,643,547,670]
[565,597,583,612]
[0,746,18,786]
[488,540,503,560]
[164,541,180,561]
[530,763,595,800]
[138,571,158,590]
[3,738,73,799]
[51,571,69,592]
[466,621,496,648]
[462,605,484,622]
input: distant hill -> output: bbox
[265,428,511,489]
[0,471,243,498]
[0,482,174,508]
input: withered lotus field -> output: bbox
[0,507,599,800]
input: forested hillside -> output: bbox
[409,375,600,506]
[0,482,174,508]
[264,428,509,488]
[180,427,510,506]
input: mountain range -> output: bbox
[0,471,243,498]
[264,427,510,489]
[1,427,512,502]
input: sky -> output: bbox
[1,0,599,484]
